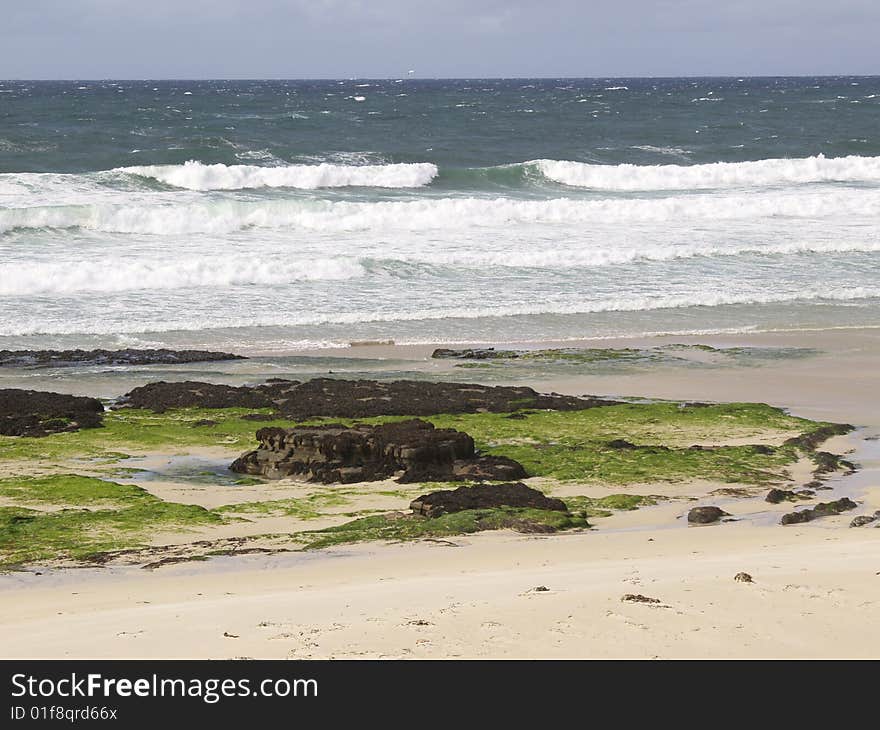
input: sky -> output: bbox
[1,0,879,79]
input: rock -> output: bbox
[240,413,275,421]
[606,439,638,450]
[812,451,847,475]
[0,389,104,437]
[446,455,528,482]
[734,572,754,583]
[191,419,217,427]
[119,377,619,417]
[0,348,244,369]
[621,594,661,604]
[765,488,808,504]
[409,482,567,518]
[265,378,618,419]
[231,419,527,484]
[782,423,855,452]
[849,511,880,528]
[120,381,275,413]
[780,497,858,525]
[752,444,776,455]
[431,347,514,360]
[687,506,730,524]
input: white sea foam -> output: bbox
[533,154,880,190]
[4,237,878,297]
[117,160,438,190]
[3,188,879,235]
[403,238,880,269]
[5,287,879,337]
[0,256,364,296]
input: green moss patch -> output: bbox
[301,507,590,550]
[422,402,825,485]
[0,500,222,568]
[563,493,664,517]
[0,408,294,462]
[214,497,323,520]
[0,474,151,507]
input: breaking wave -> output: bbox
[533,154,880,190]
[3,188,879,235]
[118,161,438,190]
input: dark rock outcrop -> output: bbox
[119,377,619,417]
[264,378,616,419]
[0,389,104,436]
[409,482,567,518]
[734,572,754,583]
[432,347,525,360]
[0,348,244,369]
[782,424,855,452]
[687,506,730,524]
[765,488,810,504]
[230,419,527,484]
[120,381,274,413]
[780,497,858,525]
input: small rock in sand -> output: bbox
[621,593,661,604]
[850,511,880,528]
[734,572,754,583]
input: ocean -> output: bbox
[1,77,879,353]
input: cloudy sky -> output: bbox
[2,1,879,78]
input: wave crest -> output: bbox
[117,160,438,190]
[533,154,880,191]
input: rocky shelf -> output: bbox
[0,348,245,369]
[119,377,619,417]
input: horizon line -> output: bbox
[2,74,879,83]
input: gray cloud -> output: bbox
[1,1,878,78]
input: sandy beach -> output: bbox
[0,327,877,659]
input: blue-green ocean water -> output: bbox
[1,77,879,352]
